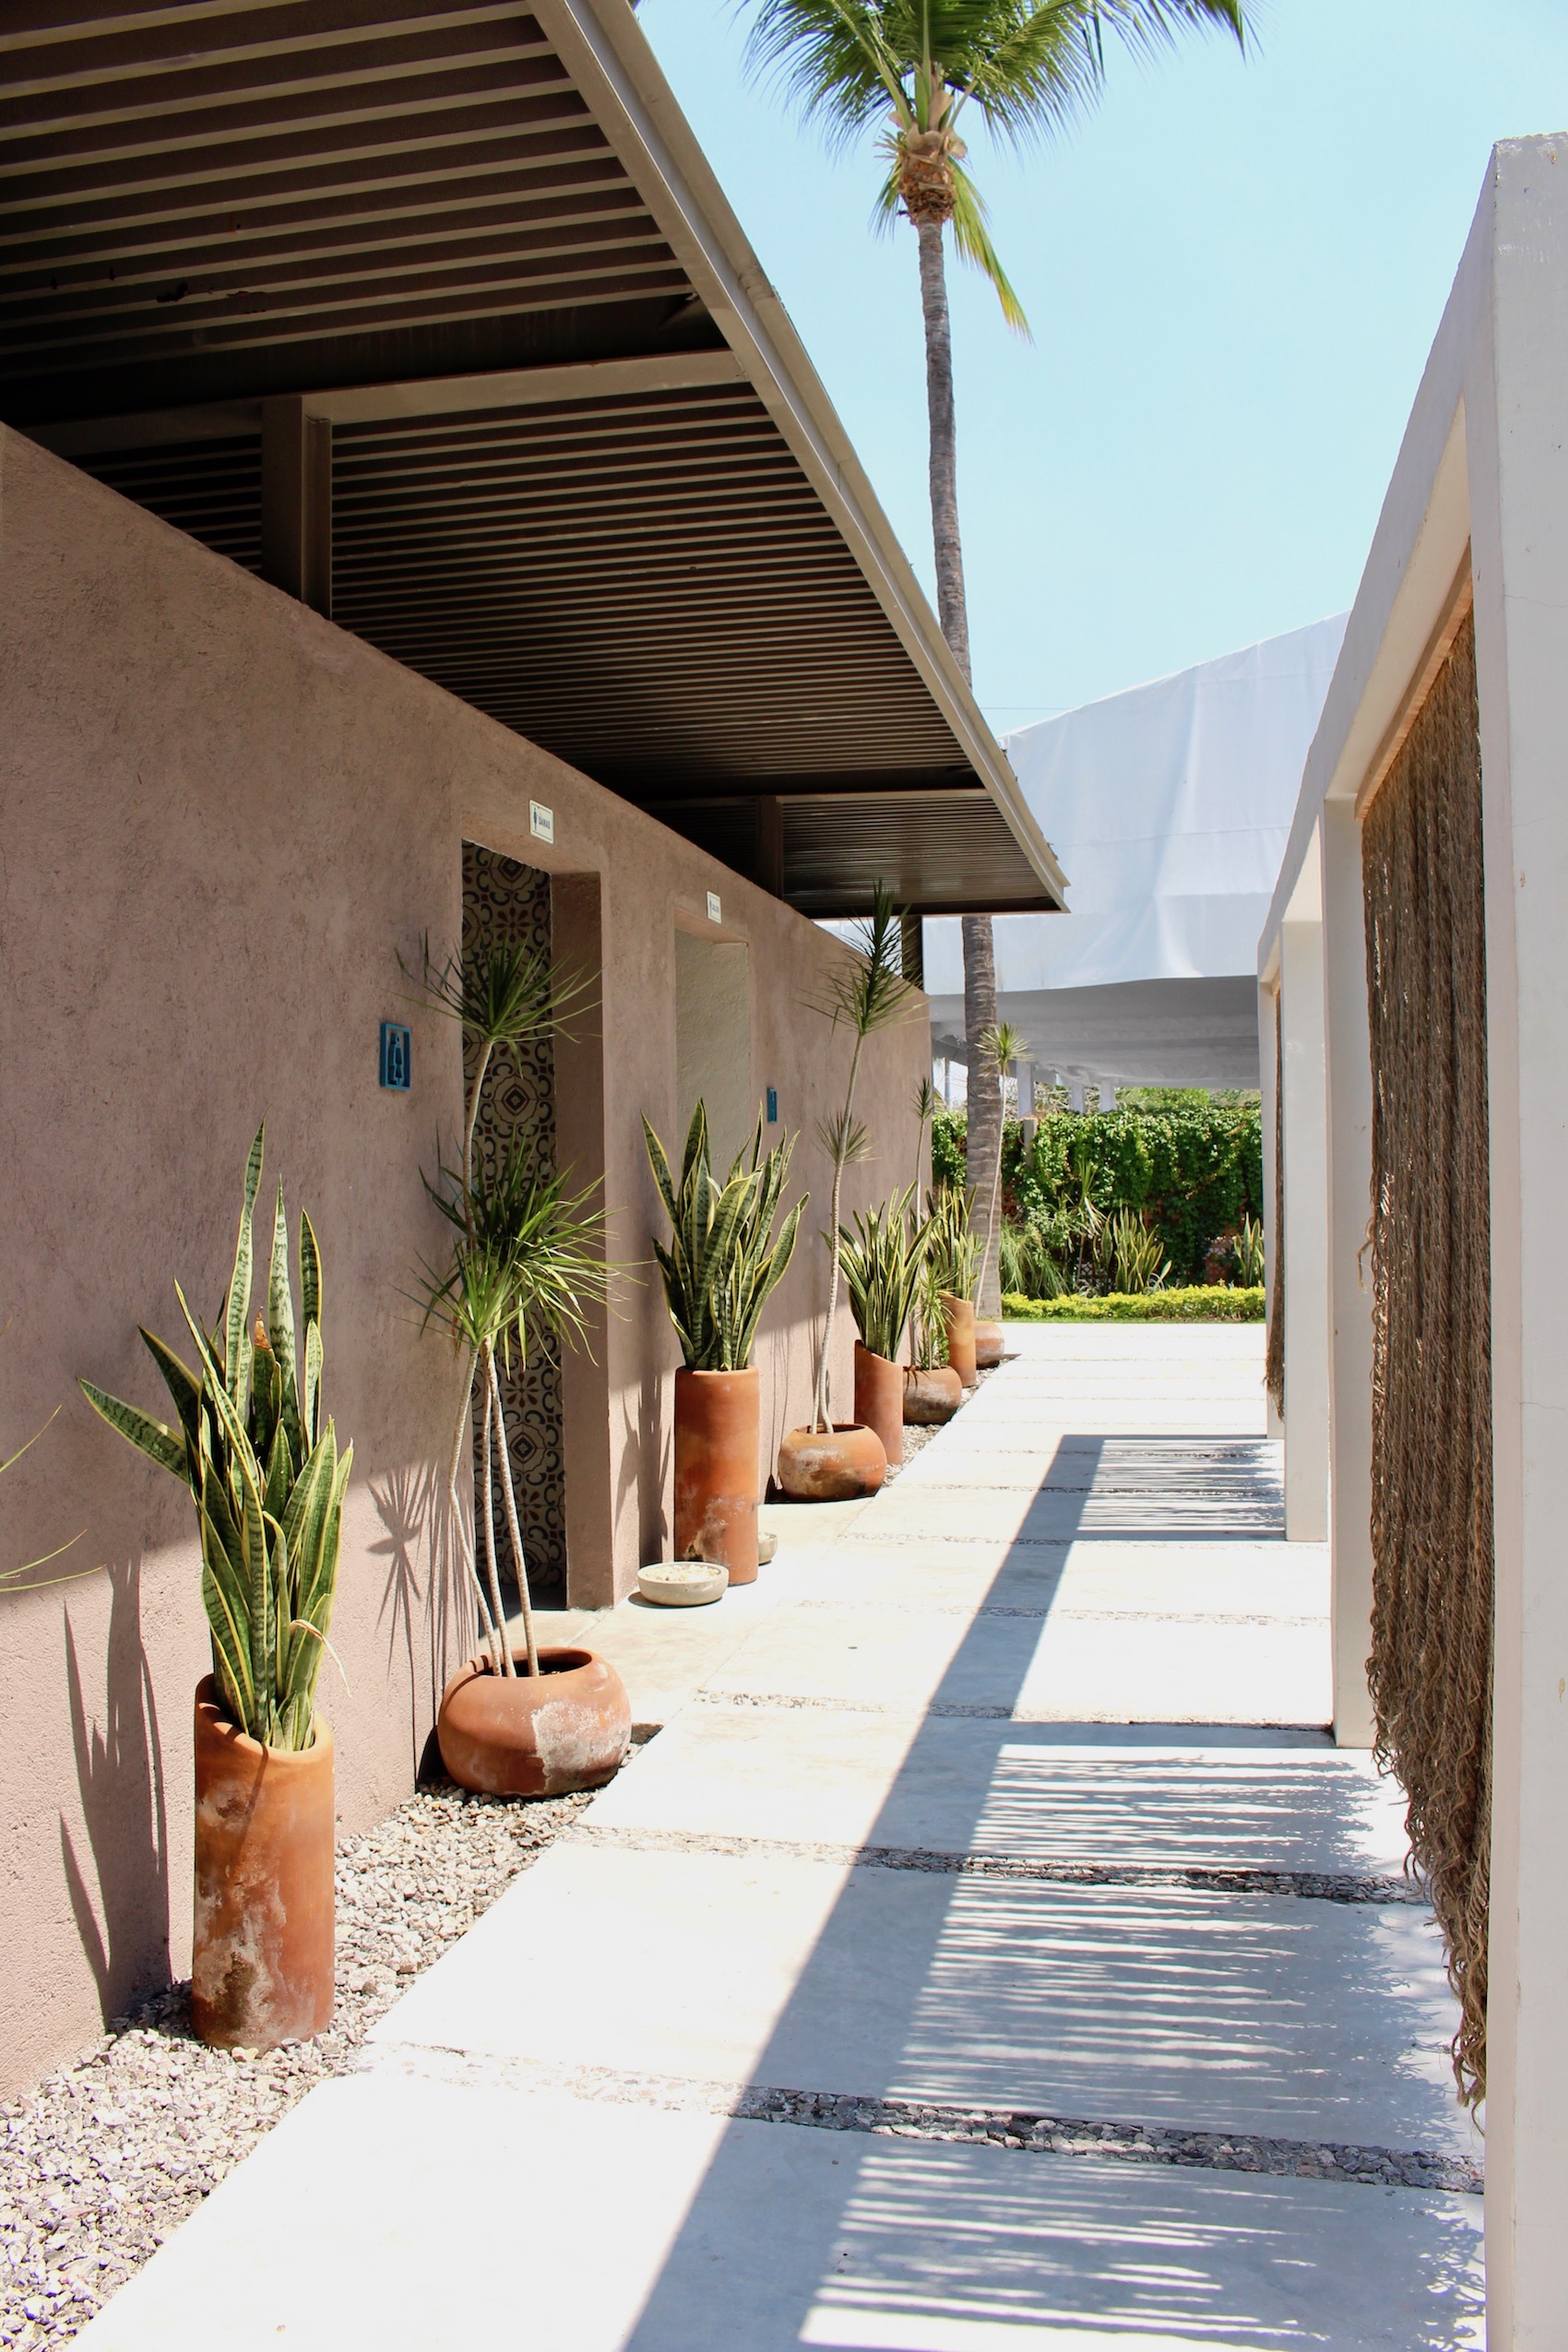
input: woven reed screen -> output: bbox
[1265,994,1285,1417]
[1361,606,1491,2105]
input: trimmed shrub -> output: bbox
[1002,1286,1265,1323]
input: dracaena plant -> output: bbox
[411,932,613,1681]
[837,1185,932,1364]
[808,883,919,1429]
[644,1103,805,1372]
[79,1127,350,1752]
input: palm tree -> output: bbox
[742,0,1251,1312]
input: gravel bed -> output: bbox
[0,1777,595,2348]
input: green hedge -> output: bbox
[932,1103,1263,1284]
[1002,1286,1265,1324]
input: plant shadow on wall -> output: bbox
[59,1563,171,2022]
[410,932,633,1799]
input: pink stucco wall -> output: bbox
[0,424,929,2094]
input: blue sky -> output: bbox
[639,2,1568,731]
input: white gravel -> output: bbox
[0,1776,600,2348]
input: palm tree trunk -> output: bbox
[917,216,1002,1318]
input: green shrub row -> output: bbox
[932,1103,1264,1285]
[1002,1286,1265,1323]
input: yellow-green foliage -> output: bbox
[1002,1287,1265,1324]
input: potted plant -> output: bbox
[644,1102,805,1582]
[80,1127,348,2050]
[412,935,628,1798]
[778,884,919,1500]
[837,1185,931,1467]
[974,1021,1028,1367]
[928,1182,981,1387]
[904,1243,964,1423]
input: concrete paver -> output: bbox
[78,1325,1483,2349]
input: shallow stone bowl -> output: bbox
[638,1560,729,1607]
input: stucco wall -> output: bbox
[0,424,928,2094]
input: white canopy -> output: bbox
[925,614,1348,1090]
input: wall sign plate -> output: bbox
[379,1021,411,1091]
[707,890,722,923]
[766,1086,778,1123]
[529,801,554,844]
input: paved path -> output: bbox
[83,1325,1485,2349]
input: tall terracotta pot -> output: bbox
[674,1365,760,1585]
[941,1291,978,1387]
[191,1677,334,2052]
[853,1341,904,1470]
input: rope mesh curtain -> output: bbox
[1265,993,1285,1418]
[1361,606,1491,2105]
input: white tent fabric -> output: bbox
[925,614,1348,1090]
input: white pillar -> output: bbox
[1258,976,1283,1441]
[1319,802,1376,1746]
[1466,148,1568,2350]
[1280,887,1329,1544]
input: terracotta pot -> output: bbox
[941,1291,978,1387]
[777,1421,885,1502]
[191,1678,334,2052]
[904,1364,963,1424]
[853,1342,905,1469]
[974,1320,1005,1369]
[437,1646,631,1798]
[673,1365,760,1585]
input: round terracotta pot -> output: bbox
[974,1320,1005,1369]
[191,1677,334,2053]
[853,1342,905,1469]
[941,1291,978,1387]
[904,1364,963,1424]
[777,1421,885,1502]
[437,1646,631,1798]
[674,1365,760,1586]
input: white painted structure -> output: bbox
[1257,135,1568,2346]
[927,617,1346,1094]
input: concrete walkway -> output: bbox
[83,1326,1485,2349]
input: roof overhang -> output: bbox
[0,0,1065,919]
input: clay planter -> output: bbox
[191,1677,334,2053]
[674,1365,760,1586]
[777,1421,886,1502]
[941,1291,978,1387]
[853,1341,905,1469]
[974,1320,1005,1369]
[904,1364,963,1424]
[437,1646,631,1798]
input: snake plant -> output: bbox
[79,1127,350,1752]
[837,1186,932,1363]
[645,1103,805,1372]
[926,1182,981,1302]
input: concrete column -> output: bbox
[260,397,332,616]
[1466,152,1568,2350]
[1279,890,1329,1544]
[1319,801,1376,1746]
[1258,977,1283,1442]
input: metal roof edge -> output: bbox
[533,0,1066,911]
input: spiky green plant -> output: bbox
[645,1103,806,1372]
[1234,1212,1265,1289]
[837,1185,932,1363]
[79,1128,350,1751]
[809,883,920,1428]
[999,1217,1066,1301]
[1109,1207,1170,1296]
[928,1181,981,1296]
